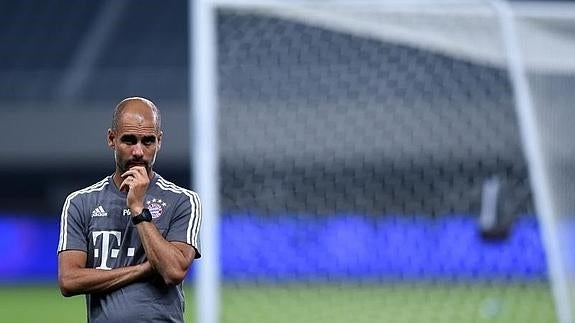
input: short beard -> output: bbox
[114,151,150,174]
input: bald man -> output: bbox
[57,97,201,323]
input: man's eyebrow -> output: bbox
[120,134,137,141]
[119,134,157,142]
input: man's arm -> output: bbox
[58,250,153,297]
[120,166,198,286]
[135,224,196,285]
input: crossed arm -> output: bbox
[58,238,195,297]
[58,250,152,297]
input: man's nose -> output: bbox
[132,143,144,157]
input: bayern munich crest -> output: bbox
[146,198,167,219]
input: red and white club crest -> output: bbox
[146,199,167,219]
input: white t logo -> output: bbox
[92,231,121,270]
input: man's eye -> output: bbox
[143,137,156,145]
[120,135,137,144]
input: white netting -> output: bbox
[519,11,575,320]
[208,1,573,322]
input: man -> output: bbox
[57,97,201,322]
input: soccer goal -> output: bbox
[190,1,575,322]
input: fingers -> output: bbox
[121,166,148,179]
[120,167,150,208]
[119,176,133,192]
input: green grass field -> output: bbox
[0,282,556,323]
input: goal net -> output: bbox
[194,1,575,322]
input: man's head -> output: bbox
[107,97,163,176]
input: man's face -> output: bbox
[107,106,162,175]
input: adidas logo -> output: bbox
[91,205,108,217]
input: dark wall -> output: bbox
[0,1,535,218]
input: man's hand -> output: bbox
[119,166,149,214]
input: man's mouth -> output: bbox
[127,161,147,168]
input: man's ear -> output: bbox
[107,129,115,149]
[157,131,163,150]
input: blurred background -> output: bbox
[2,0,575,322]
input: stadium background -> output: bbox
[1,0,569,322]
